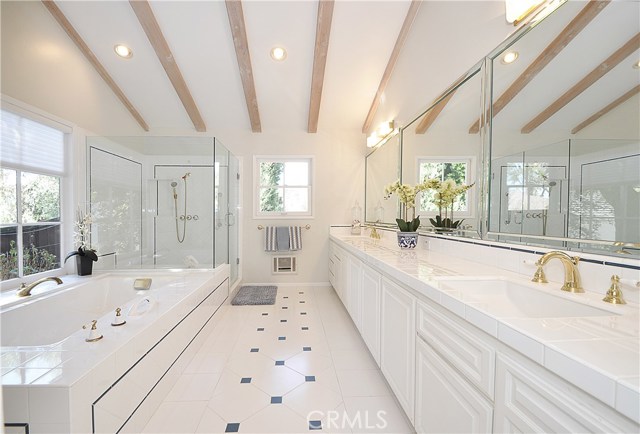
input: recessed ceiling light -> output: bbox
[270,46,287,61]
[114,44,133,59]
[633,60,640,69]
[501,51,519,64]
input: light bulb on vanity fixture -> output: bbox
[366,120,398,148]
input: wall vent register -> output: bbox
[273,256,297,274]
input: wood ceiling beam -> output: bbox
[415,73,467,134]
[308,0,335,134]
[42,1,149,132]
[571,84,640,134]
[130,0,206,132]
[469,0,610,134]
[225,0,261,133]
[362,0,421,134]
[521,32,640,133]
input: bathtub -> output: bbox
[1,266,230,434]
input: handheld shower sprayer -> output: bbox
[171,181,178,199]
[171,172,191,243]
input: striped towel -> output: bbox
[264,226,277,252]
[289,226,302,251]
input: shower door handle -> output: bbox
[225,212,236,226]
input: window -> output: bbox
[255,157,312,217]
[1,109,67,282]
[417,158,473,215]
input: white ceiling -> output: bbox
[1,0,517,137]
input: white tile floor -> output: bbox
[142,286,414,434]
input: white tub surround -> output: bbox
[329,227,639,432]
[1,267,229,434]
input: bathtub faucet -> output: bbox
[17,276,63,297]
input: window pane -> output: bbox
[259,162,284,186]
[22,224,60,276]
[443,163,467,184]
[419,162,443,182]
[0,226,18,281]
[284,188,309,212]
[21,172,60,223]
[0,168,17,224]
[260,187,284,212]
[284,162,309,186]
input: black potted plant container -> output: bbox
[65,247,98,276]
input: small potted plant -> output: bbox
[64,209,98,275]
[384,179,439,248]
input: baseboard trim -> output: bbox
[241,281,331,288]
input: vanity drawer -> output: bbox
[416,300,495,399]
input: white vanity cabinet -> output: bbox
[415,336,494,434]
[347,254,363,331]
[381,277,416,422]
[415,300,495,433]
[329,243,346,302]
[361,264,381,365]
[494,353,638,433]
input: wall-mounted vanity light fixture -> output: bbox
[505,0,565,26]
[366,121,397,148]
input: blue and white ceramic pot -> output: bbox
[397,231,418,249]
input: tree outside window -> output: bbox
[418,160,470,213]
[256,158,312,217]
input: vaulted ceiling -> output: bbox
[2,1,516,136]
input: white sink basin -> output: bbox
[439,278,617,319]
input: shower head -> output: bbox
[548,181,557,187]
[171,181,178,188]
[182,172,191,180]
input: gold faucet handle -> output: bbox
[531,261,548,283]
[83,320,98,331]
[603,275,626,305]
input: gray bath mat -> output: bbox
[232,285,278,305]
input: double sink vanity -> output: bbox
[328,227,639,433]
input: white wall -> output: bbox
[214,129,365,285]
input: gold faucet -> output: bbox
[17,276,63,297]
[532,251,583,293]
[367,225,381,240]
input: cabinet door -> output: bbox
[415,337,493,434]
[380,277,416,422]
[348,255,362,330]
[361,264,381,365]
[494,353,639,433]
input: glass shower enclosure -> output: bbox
[86,136,239,286]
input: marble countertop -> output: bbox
[330,231,640,423]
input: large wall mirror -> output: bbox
[365,134,401,225]
[401,63,484,238]
[487,1,640,256]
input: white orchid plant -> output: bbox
[384,178,474,231]
[383,179,440,232]
[428,179,475,229]
[64,208,98,263]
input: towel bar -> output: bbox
[258,224,311,230]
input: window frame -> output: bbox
[0,101,71,291]
[253,155,314,219]
[415,156,476,219]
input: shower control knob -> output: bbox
[193,215,199,220]
[187,215,192,220]
[179,215,186,220]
